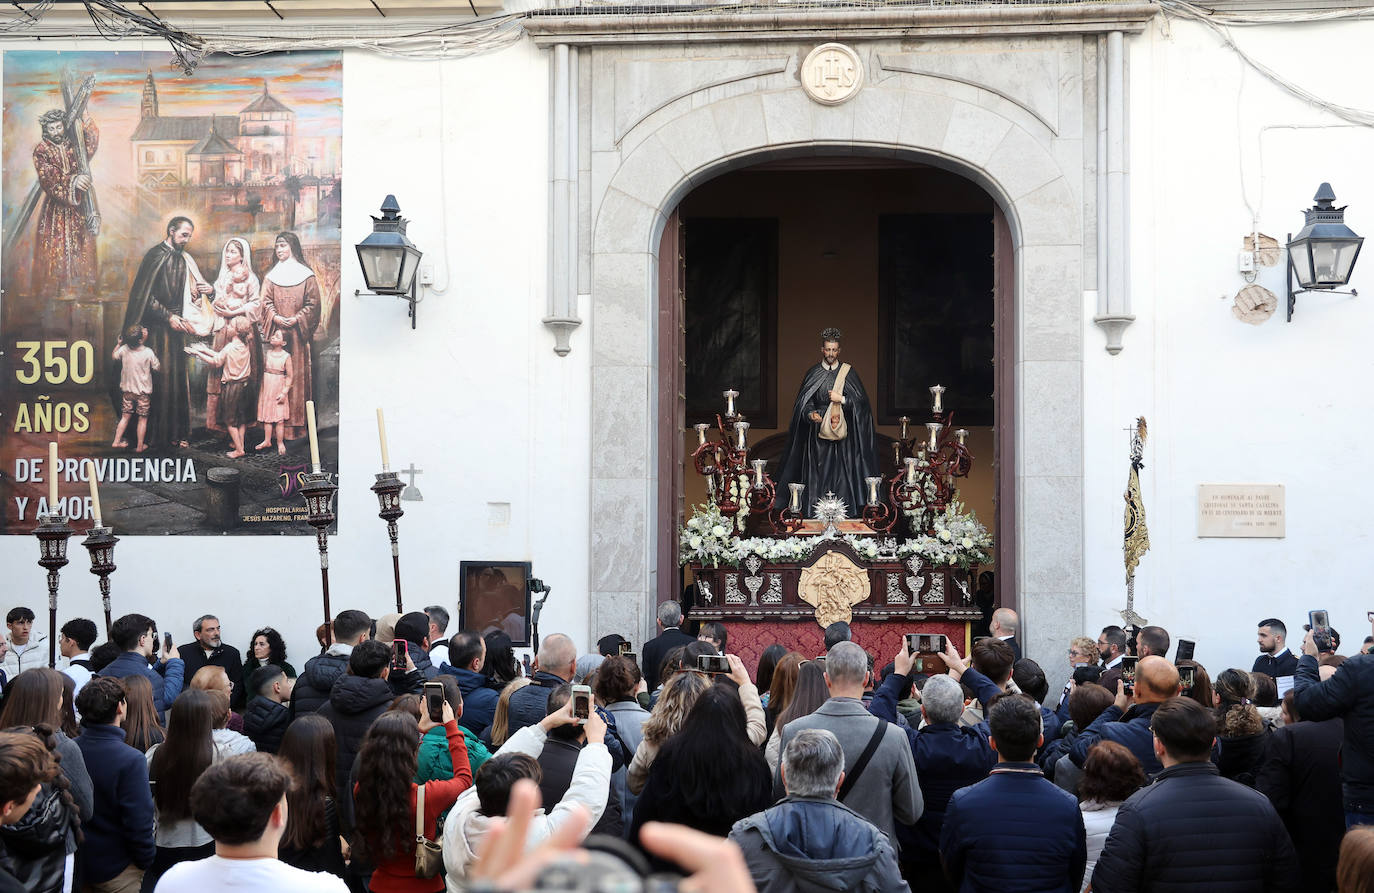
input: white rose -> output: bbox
[689,535,702,550]
[939,529,953,542]
[712,525,727,538]
[688,517,701,530]
[962,537,974,549]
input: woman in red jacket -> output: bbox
[353,701,470,893]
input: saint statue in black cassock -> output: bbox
[772,327,879,516]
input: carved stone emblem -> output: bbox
[800,43,864,106]
[798,549,870,627]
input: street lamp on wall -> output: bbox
[1286,183,1363,322]
[355,195,424,328]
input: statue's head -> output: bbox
[39,110,65,143]
[820,327,842,364]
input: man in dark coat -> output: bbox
[290,609,370,719]
[641,601,694,692]
[772,326,878,517]
[1097,625,1128,694]
[1070,655,1180,778]
[437,630,499,736]
[242,665,293,755]
[537,684,624,838]
[1091,697,1299,892]
[1255,711,1345,893]
[177,614,245,709]
[316,640,404,835]
[389,611,440,696]
[118,215,210,448]
[1293,627,1374,828]
[1253,617,1300,680]
[940,694,1086,892]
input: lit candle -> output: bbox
[956,428,969,446]
[306,400,321,472]
[376,408,390,470]
[905,457,919,485]
[789,482,805,513]
[48,442,58,507]
[892,441,902,464]
[694,423,709,447]
[927,421,942,452]
[86,459,102,527]
[899,416,910,440]
[735,421,749,451]
[930,384,945,414]
[866,475,882,506]
[723,389,738,416]
[705,475,716,498]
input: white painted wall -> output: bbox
[1083,16,1374,679]
[0,40,590,666]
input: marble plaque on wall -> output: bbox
[1197,484,1285,538]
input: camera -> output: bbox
[695,654,730,675]
[571,684,592,724]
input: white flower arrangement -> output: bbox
[678,499,992,569]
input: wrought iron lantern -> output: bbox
[355,195,424,327]
[1286,183,1363,321]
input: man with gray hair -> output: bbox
[178,614,246,709]
[641,600,693,691]
[731,728,907,892]
[424,605,451,667]
[871,639,999,882]
[774,641,921,844]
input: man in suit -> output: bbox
[773,641,922,844]
[1098,625,1128,694]
[641,600,694,692]
[991,608,1021,661]
[178,614,246,708]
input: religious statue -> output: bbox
[32,107,99,297]
[773,326,879,516]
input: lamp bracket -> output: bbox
[354,280,424,329]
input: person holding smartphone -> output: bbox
[1295,624,1374,830]
[1069,655,1181,779]
[102,613,184,722]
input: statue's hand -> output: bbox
[808,411,822,424]
[828,389,842,403]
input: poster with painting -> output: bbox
[458,561,532,647]
[1,51,342,534]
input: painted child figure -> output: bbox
[255,329,293,455]
[112,325,162,452]
[190,316,254,458]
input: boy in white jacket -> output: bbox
[443,698,612,888]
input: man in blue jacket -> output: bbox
[74,676,156,891]
[100,612,184,721]
[1069,655,1178,778]
[438,630,499,736]
[940,693,1087,892]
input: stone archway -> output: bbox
[541,27,1123,666]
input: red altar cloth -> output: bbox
[720,619,970,674]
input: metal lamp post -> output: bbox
[1286,183,1364,321]
[34,512,74,668]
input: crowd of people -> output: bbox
[0,600,1372,893]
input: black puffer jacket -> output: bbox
[242,696,291,754]
[1293,652,1374,809]
[1090,761,1299,893]
[289,651,350,719]
[315,674,394,836]
[0,784,77,893]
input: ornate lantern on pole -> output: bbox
[300,472,338,629]
[371,472,405,613]
[34,512,74,668]
[81,525,119,637]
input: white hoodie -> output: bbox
[442,722,611,890]
[2,635,47,680]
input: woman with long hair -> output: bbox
[240,626,296,692]
[627,669,710,795]
[261,231,320,440]
[765,651,805,735]
[755,644,788,709]
[1214,668,1267,786]
[276,715,345,878]
[628,686,772,869]
[482,677,531,748]
[480,631,521,692]
[0,724,82,893]
[188,665,245,734]
[352,704,471,893]
[0,729,63,890]
[1078,741,1145,891]
[119,674,166,752]
[764,660,828,770]
[57,674,79,740]
[144,689,218,888]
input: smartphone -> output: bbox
[391,639,409,672]
[621,651,638,665]
[927,634,948,654]
[1175,639,1195,664]
[1178,665,1196,692]
[1121,656,1139,695]
[1309,609,1330,630]
[1367,611,1374,623]
[423,681,445,723]
[618,641,632,655]
[163,632,173,653]
[905,633,919,654]
[571,684,592,724]
[696,654,730,674]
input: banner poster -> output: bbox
[1,51,342,535]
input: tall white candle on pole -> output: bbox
[306,401,322,472]
[377,408,391,470]
[48,442,59,508]
[86,460,102,527]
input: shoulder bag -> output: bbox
[837,718,887,802]
[818,363,851,442]
[414,784,444,878]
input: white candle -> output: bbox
[48,442,58,508]
[789,483,804,513]
[376,408,390,470]
[86,460,102,527]
[735,421,749,451]
[694,423,709,447]
[905,457,919,485]
[752,459,767,488]
[899,416,910,440]
[956,428,969,446]
[306,401,321,472]
[927,421,942,452]
[866,475,881,506]
[723,389,738,416]
[930,384,945,414]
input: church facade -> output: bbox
[0,1,1371,685]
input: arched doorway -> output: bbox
[654,153,1017,623]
